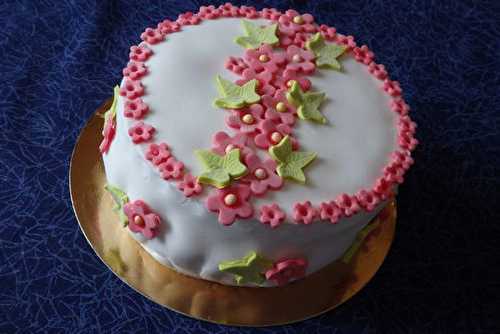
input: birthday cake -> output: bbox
[100,4,417,287]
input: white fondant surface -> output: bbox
[102,18,397,286]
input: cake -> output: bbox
[100,4,417,287]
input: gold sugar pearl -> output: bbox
[276,102,287,113]
[293,15,304,24]
[133,215,145,227]
[259,54,270,62]
[271,132,283,143]
[242,114,255,124]
[224,193,237,206]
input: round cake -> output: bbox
[100,4,417,287]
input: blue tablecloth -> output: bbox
[1,1,499,333]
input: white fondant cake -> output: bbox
[100,6,416,287]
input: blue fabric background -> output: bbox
[1,0,499,333]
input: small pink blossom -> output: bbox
[129,44,153,62]
[259,204,286,228]
[368,62,388,80]
[335,34,357,51]
[272,68,311,91]
[225,56,249,75]
[124,98,149,119]
[236,68,275,96]
[177,173,203,197]
[292,32,311,48]
[356,190,381,211]
[212,131,253,157]
[383,79,402,97]
[128,121,154,143]
[383,161,405,184]
[261,89,296,126]
[293,201,317,224]
[225,103,265,135]
[261,8,282,21]
[398,115,417,135]
[198,5,221,19]
[123,200,161,239]
[157,19,181,34]
[140,28,164,45]
[120,80,144,99]
[176,12,201,25]
[373,177,393,200]
[241,154,283,195]
[285,45,315,74]
[353,45,375,65]
[254,119,293,149]
[244,44,286,74]
[335,194,361,217]
[145,143,171,165]
[218,3,239,17]
[265,258,308,286]
[319,201,342,224]
[123,61,147,80]
[318,24,337,41]
[206,184,253,226]
[390,98,410,116]
[159,157,184,180]
[399,131,418,151]
[99,114,116,154]
[278,10,316,38]
[238,5,258,18]
[391,150,414,170]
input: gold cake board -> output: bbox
[69,100,396,326]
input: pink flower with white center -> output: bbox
[122,61,147,80]
[265,258,308,286]
[335,194,361,217]
[254,119,293,149]
[383,79,402,97]
[120,80,144,99]
[278,10,316,37]
[159,157,184,180]
[157,19,181,34]
[176,12,201,25]
[261,8,282,21]
[236,68,275,96]
[356,190,381,212]
[244,44,286,74]
[353,45,375,65]
[373,177,393,200]
[128,121,154,144]
[145,142,171,165]
[238,5,258,18]
[285,45,316,74]
[140,28,164,44]
[211,131,253,157]
[129,44,152,62]
[390,98,410,116]
[99,114,116,154]
[241,154,283,195]
[198,5,221,19]
[123,200,161,239]
[319,201,342,224]
[335,34,357,51]
[259,204,286,228]
[177,173,203,197]
[218,3,239,17]
[272,68,312,91]
[261,89,296,126]
[318,24,337,41]
[293,201,317,224]
[368,62,388,80]
[225,103,265,135]
[225,56,249,75]
[206,184,253,226]
[124,98,149,120]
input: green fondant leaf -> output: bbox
[269,136,317,184]
[195,149,247,188]
[103,85,120,127]
[286,81,327,124]
[218,251,273,285]
[214,75,260,109]
[306,33,347,71]
[341,220,381,263]
[235,20,279,49]
[104,183,129,226]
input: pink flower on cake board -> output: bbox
[244,44,286,74]
[159,157,184,180]
[157,19,181,34]
[123,200,161,239]
[285,45,316,74]
[319,201,342,224]
[356,190,381,211]
[383,79,402,97]
[123,61,147,80]
[335,34,357,51]
[120,80,144,99]
[177,173,203,197]
[211,131,253,157]
[99,114,116,154]
[124,98,149,119]
[176,12,201,25]
[238,5,258,18]
[218,3,239,17]
[335,194,361,217]
[225,56,249,75]
[225,103,265,136]
[368,62,388,80]
[198,5,221,19]
[318,24,337,41]
[353,45,375,65]
[390,98,410,116]
[261,8,282,21]
[140,28,164,45]
[241,154,283,196]
[259,204,286,228]
[272,68,311,92]
[265,258,308,286]
[236,68,276,96]
[129,44,152,62]
[293,201,317,224]
[254,119,294,149]
[145,142,171,165]
[206,184,253,226]
[128,121,154,143]
[261,89,296,126]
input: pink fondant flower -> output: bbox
[373,177,393,200]
[177,173,203,197]
[145,142,171,165]
[198,5,221,19]
[278,10,316,38]
[129,44,152,62]
[211,131,253,157]
[318,24,337,41]
[236,68,275,96]
[244,44,286,74]
[261,8,282,21]
[368,62,388,80]
[225,103,265,135]
[261,89,296,126]
[335,34,357,51]
[319,201,342,224]
[124,98,149,119]
[353,45,375,65]
[157,19,181,34]
[123,200,161,239]
[285,45,315,74]
[218,3,239,17]
[99,114,116,154]
[398,116,418,151]
[390,98,410,116]
[159,157,184,180]
[383,161,405,184]
[140,28,164,44]
[356,190,381,211]
[241,154,283,195]
[123,61,147,80]
[259,204,286,228]
[335,194,361,217]
[176,12,201,25]
[391,150,414,170]
[293,201,317,224]
[254,119,293,149]
[383,79,402,97]
[238,5,258,18]
[206,184,253,226]
[265,258,308,286]
[128,121,154,143]
[120,80,144,99]
[398,115,417,135]
[292,32,311,48]
[272,68,311,91]
[225,56,249,75]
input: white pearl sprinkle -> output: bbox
[242,114,254,124]
[254,168,267,179]
[224,193,237,206]
[271,132,282,143]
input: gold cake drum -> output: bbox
[69,100,396,326]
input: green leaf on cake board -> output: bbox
[218,251,273,285]
[103,85,120,127]
[104,183,129,226]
